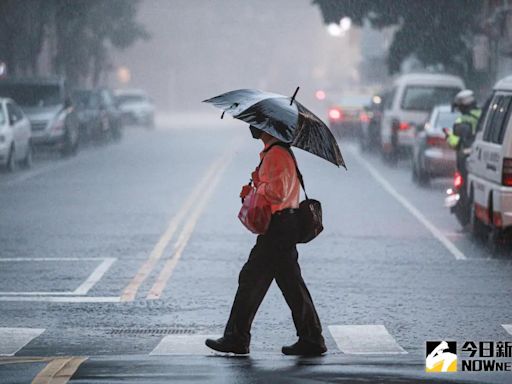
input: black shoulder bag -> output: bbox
[271,142,324,243]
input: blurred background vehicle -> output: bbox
[0,77,79,156]
[327,93,371,139]
[359,93,385,152]
[380,73,465,163]
[72,88,123,144]
[114,89,154,128]
[412,105,460,185]
[0,97,32,172]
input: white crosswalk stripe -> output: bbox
[0,327,45,356]
[328,325,407,354]
[502,324,512,335]
[150,334,221,355]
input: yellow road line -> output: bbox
[146,149,235,300]
[0,356,52,365]
[32,357,87,384]
[120,142,237,302]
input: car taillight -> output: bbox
[454,171,463,189]
[392,120,410,131]
[360,112,370,123]
[329,108,342,120]
[426,136,445,147]
[399,122,410,130]
[503,158,512,186]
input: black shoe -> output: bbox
[282,340,327,356]
[205,337,249,355]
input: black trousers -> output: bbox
[224,210,325,347]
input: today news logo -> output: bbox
[426,340,512,373]
[426,341,457,372]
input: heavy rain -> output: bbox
[0,1,511,383]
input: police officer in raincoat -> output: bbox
[446,89,482,178]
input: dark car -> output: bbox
[72,88,123,143]
[0,77,79,155]
[359,94,385,152]
[327,94,372,139]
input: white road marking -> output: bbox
[0,296,120,303]
[0,328,45,356]
[0,257,116,296]
[1,160,71,189]
[502,324,512,335]
[73,257,116,295]
[150,334,221,355]
[350,148,467,260]
[146,148,235,300]
[121,141,239,302]
[328,325,407,354]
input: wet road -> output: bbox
[0,118,511,383]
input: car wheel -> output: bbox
[60,129,74,157]
[469,198,488,241]
[488,228,509,254]
[6,145,16,172]
[416,156,430,185]
[21,142,32,169]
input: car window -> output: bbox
[116,94,147,105]
[400,86,461,112]
[482,95,512,144]
[0,84,62,107]
[434,111,459,130]
[0,105,5,125]
[383,88,396,110]
[6,102,23,124]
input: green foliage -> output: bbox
[0,0,148,86]
[313,0,483,77]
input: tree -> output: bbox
[0,0,148,86]
[313,0,483,79]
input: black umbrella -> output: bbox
[203,88,346,169]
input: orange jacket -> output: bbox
[255,139,300,213]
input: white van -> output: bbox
[466,76,512,246]
[381,73,465,161]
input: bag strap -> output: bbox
[258,141,309,200]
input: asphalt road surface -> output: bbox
[0,117,511,384]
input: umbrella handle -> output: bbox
[290,86,300,106]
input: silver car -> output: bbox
[412,105,460,184]
[0,78,79,156]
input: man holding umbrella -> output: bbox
[203,88,345,356]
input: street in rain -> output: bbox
[1,1,512,383]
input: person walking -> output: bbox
[205,126,327,356]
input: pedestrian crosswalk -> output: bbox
[0,328,45,356]
[1,324,512,357]
[328,325,407,354]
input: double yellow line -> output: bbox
[0,356,87,384]
[121,142,238,302]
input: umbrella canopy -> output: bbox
[203,88,346,169]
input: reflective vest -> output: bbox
[446,108,482,149]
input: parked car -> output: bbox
[114,89,154,128]
[0,98,32,171]
[72,88,123,143]
[359,94,385,151]
[465,76,512,248]
[412,105,460,184]
[0,77,79,156]
[327,94,371,138]
[380,73,465,163]
[72,89,97,144]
